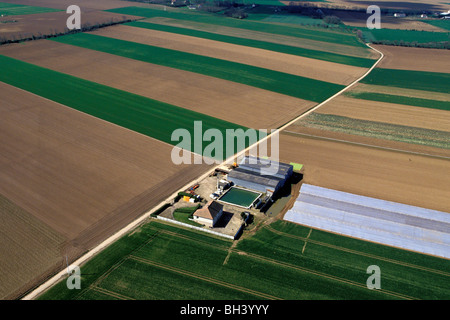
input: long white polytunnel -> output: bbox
[284,184,450,259]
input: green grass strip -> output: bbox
[0,2,60,16]
[360,68,450,94]
[0,54,249,160]
[421,19,450,31]
[357,26,449,44]
[126,21,376,68]
[345,92,450,111]
[297,113,450,149]
[106,6,366,48]
[50,33,344,102]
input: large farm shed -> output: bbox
[227,156,293,196]
[284,184,450,259]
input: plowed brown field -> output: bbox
[287,43,450,158]
[143,16,378,60]
[312,95,450,132]
[0,10,140,43]
[372,45,450,73]
[0,39,316,129]
[279,132,450,213]
[0,81,210,299]
[0,0,131,10]
[94,24,368,85]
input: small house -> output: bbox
[192,200,223,227]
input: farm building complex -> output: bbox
[227,156,293,197]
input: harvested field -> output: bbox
[0,193,65,300]
[372,45,450,73]
[138,16,377,59]
[108,6,366,47]
[94,24,368,85]
[310,95,450,132]
[105,5,376,59]
[0,2,60,16]
[0,53,251,158]
[0,10,141,43]
[0,39,316,129]
[284,126,450,159]
[0,0,132,11]
[278,132,450,213]
[0,81,210,299]
[293,112,450,151]
[49,32,345,102]
[127,20,377,68]
[286,42,450,157]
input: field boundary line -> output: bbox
[302,228,312,255]
[223,241,238,265]
[156,228,232,250]
[230,246,417,300]
[281,130,450,161]
[91,286,135,300]
[129,255,282,300]
[265,225,450,277]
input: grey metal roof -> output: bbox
[228,167,283,189]
[238,156,292,179]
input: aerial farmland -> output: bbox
[0,0,449,306]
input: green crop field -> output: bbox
[0,2,60,16]
[0,54,250,160]
[38,220,450,300]
[106,6,366,48]
[247,13,327,25]
[50,33,344,102]
[125,21,376,67]
[422,19,450,31]
[358,27,449,44]
[345,92,450,111]
[360,68,450,94]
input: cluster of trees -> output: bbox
[224,6,248,19]
[371,39,450,49]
